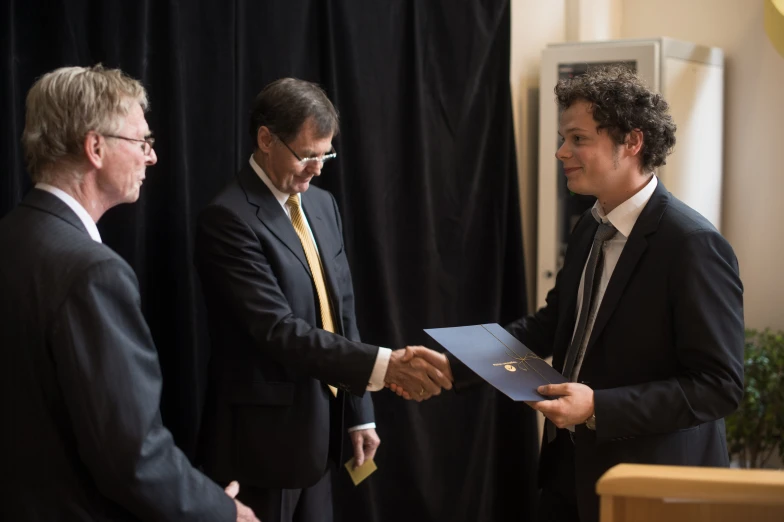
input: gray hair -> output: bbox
[22,64,148,183]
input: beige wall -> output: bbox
[511,0,784,330]
[620,0,784,330]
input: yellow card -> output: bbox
[344,457,377,486]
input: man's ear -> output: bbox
[624,128,644,158]
[83,131,104,169]
[257,126,274,152]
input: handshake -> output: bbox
[384,346,454,401]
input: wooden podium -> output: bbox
[597,464,784,522]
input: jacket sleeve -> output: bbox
[505,272,561,360]
[195,203,379,396]
[504,211,599,362]
[51,258,236,522]
[445,242,567,391]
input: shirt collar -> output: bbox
[35,183,102,243]
[591,175,658,238]
[249,155,299,210]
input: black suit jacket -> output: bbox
[454,181,744,522]
[195,164,378,489]
[0,189,235,522]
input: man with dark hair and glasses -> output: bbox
[0,65,258,521]
[194,77,453,522]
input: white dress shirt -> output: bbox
[250,157,389,431]
[35,183,102,243]
[570,175,658,380]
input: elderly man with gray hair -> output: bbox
[0,65,259,522]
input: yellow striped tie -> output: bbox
[287,194,338,397]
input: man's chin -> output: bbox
[124,188,142,203]
[293,180,311,192]
[566,179,587,195]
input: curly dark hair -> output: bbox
[555,65,676,172]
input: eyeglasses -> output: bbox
[274,134,337,167]
[104,134,156,156]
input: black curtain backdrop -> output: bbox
[1,1,539,521]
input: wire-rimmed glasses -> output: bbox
[274,134,337,167]
[104,134,156,156]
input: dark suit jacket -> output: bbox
[195,164,378,489]
[0,189,235,522]
[453,181,744,522]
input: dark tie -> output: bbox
[562,221,617,381]
[546,221,616,442]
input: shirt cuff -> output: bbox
[347,423,377,433]
[366,347,391,391]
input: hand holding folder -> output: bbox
[424,323,566,402]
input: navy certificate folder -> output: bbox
[424,323,567,401]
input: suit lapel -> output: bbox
[302,192,345,334]
[238,165,311,276]
[238,166,346,333]
[586,182,670,352]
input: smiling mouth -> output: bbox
[563,167,581,175]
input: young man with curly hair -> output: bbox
[443,66,745,522]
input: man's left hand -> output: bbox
[349,428,381,468]
[531,383,594,429]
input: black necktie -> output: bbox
[546,221,616,443]
[562,221,617,380]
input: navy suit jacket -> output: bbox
[0,189,235,521]
[454,180,744,522]
[195,164,377,489]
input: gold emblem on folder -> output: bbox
[493,353,542,373]
[484,325,554,384]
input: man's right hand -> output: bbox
[384,345,453,401]
[224,481,260,522]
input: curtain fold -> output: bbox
[1,1,538,520]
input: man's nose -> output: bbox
[146,148,158,165]
[308,160,324,176]
[555,141,569,161]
